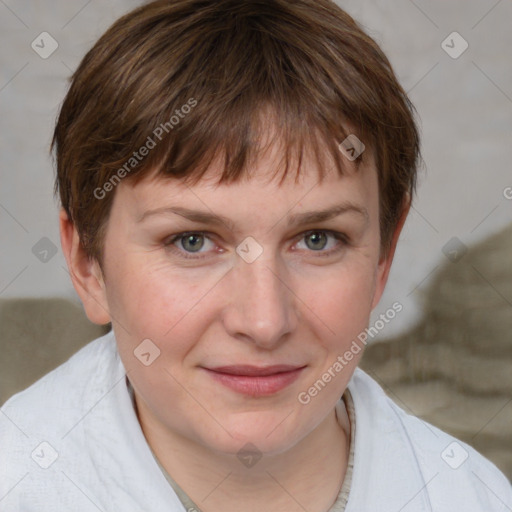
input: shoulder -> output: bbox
[1,329,118,420]
[0,330,120,497]
[348,367,512,511]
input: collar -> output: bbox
[81,331,433,511]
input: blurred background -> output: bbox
[0,0,511,480]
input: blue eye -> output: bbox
[300,231,340,252]
[165,232,215,259]
[177,233,206,252]
[164,230,348,260]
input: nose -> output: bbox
[221,250,298,350]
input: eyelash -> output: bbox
[163,230,349,260]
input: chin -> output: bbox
[197,412,304,458]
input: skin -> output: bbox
[60,133,408,512]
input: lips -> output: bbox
[209,365,303,376]
[203,364,306,396]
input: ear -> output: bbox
[371,198,411,310]
[59,208,111,325]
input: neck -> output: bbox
[136,396,350,512]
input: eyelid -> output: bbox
[164,229,349,259]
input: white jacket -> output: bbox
[1,330,511,511]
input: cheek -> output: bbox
[303,258,378,342]
[105,264,211,405]
[104,263,171,335]
[103,254,224,358]
[324,266,374,307]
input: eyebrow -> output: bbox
[136,203,369,230]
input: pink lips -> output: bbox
[203,365,306,396]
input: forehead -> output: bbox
[112,139,379,236]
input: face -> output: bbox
[76,139,395,458]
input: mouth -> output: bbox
[202,365,307,396]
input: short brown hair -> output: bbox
[51,0,421,267]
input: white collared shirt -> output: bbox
[1,330,511,511]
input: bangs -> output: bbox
[123,102,366,190]
[94,0,374,190]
